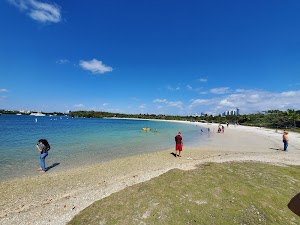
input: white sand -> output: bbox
[0,122,299,225]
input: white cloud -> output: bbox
[131,97,140,101]
[8,0,62,23]
[74,104,84,107]
[167,101,183,107]
[210,87,230,94]
[186,85,193,90]
[189,89,300,114]
[198,78,207,82]
[153,99,167,103]
[56,59,69,64]
[167,85,180,91]
[139,104,146,109]
[187,85,205,94]
[189,99,211,108]
[0,88,9,101]
[281,91,299,97]
[235,89,247,93]
[79,59,113,74]
[153,98,182,108]
[218,98,236,107]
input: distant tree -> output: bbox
[286,109,300,128]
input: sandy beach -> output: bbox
[1,122,300,225]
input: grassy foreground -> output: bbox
[68,162,300,225]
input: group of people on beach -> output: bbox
[172,127,290,159]
[217,124,225,133]
[34,126,290,173]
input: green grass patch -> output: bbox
[68,162,300,225]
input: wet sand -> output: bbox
[1,122,300,225]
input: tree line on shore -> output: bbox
[67,109,300,131]
[1,109,299,131]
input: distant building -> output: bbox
[221,108,240,116]
[19,110,31,114]
[191,112,207,117]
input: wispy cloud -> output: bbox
[198,78,207,82]
[153,99,167,103]
[56,59,69,64]
[186,85,205,94]
[199,91,208,94]
[288,83,300,87]
[186,85,193,90]
[0,89,9,101]
[189,89,300,114]
[215,89,300,113]
[74,104,84,107]
[167,101,183,107]
[167,85,180,91]
[79,59,113,74]
[153,98,183,108]
[8,0,62,23]
[189,99,212,108]
[210,87,230,94]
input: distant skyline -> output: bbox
[1,0,299,115]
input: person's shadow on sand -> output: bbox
[46,163,60,171]
[170,152,177,157]
[269,147,280,151]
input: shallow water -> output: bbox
[0,115,209,180]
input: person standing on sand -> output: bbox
[36,139,51,172]
[175,132,183,157]
[283,131,289,151]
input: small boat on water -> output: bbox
[30,112,46,116]
[142,127,151,131]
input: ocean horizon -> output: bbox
[0,115,210,180]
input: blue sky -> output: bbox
[0,0,299,115]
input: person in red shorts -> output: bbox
[175,132,183,157]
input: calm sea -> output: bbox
[0,115,209,180]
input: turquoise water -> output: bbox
[0,115,208,180]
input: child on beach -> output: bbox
[36,139,51,172]
[175,132,183,157]
[283,131,289,151]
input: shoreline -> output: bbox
[0,117,208,182]
[1,122,300,225]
